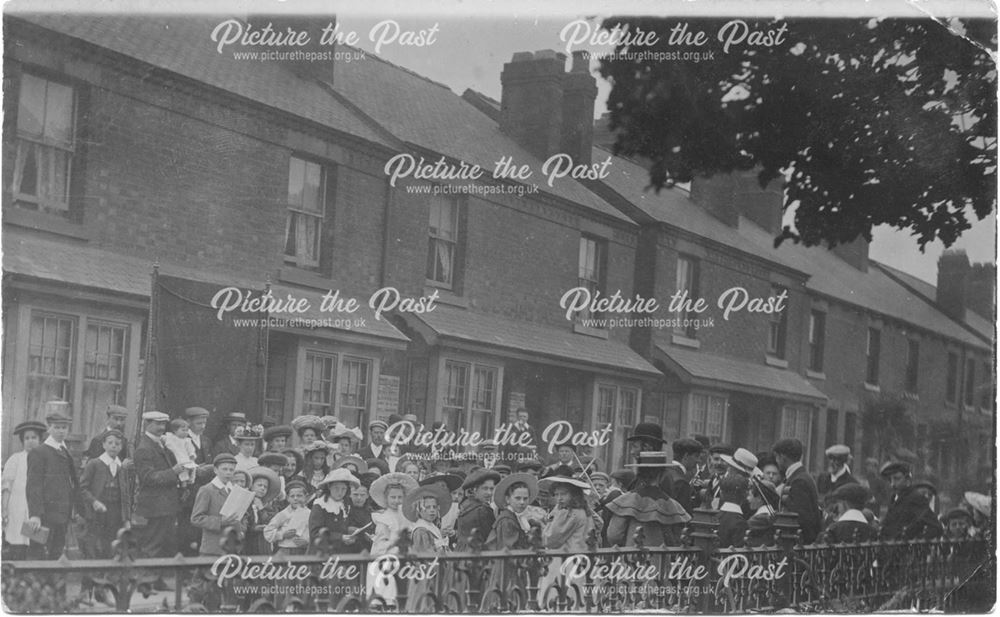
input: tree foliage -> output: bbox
[599,17,997,249]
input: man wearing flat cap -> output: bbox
[25,405,83,559]
[184,407,212,465]
[772,438,821,544]
[817,444,857,500]
[134,411,188,557]
[357,419,390,462]
[84,405,130,461]
[665,438,704,514]
[878,460,942,541]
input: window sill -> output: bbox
[278,266,331,290]
[425,286,467,308]
[573,323,609,339]
[765,355,788,369]
[4,207,92,241]
[805,369,826,381]
[863,382,881,393]
[671,335,700,349]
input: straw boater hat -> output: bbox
[332,456,369,474]
[539,475,591,492]
[403,485,452,523]
[248,466,282,503]
[942,508,974,524]
[721,448,759,476]
[369,472,420,508]
[224,412,248,424]
[317,468,361,490]
[291,415,326,436]
[492,472,538,508]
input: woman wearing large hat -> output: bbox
[308,468,366,554]
[419,473,463,539]
[455,469,500,551]
[605,451,691,548]
[402,485,452,613]
[479,473,540,610]
[243,466,282,555]
[2,421,46,559]
[291,415,325,449]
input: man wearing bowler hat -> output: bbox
[25,404,83,559]
[878,460,942,540]
[134,410,187,557]
[212,412,249,458]
[84,404,130,461]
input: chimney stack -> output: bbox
[967,262,995,320]
[500,50,597,165]
[690,170,784,232]
[937,249,971,321]
[831,236,870,272]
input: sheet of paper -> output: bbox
[218,485,254,520]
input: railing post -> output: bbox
[686,507,719,612]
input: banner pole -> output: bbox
[137,262,159,445]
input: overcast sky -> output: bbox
[332,12,996,285]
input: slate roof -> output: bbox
[655,344,828,404]
[874,261,995,344]
[331,51,633,223]
[3,231,409,343]
[410,304,660,376]
[3,229,259,295]
[267,284,410,343]
[9,13,393,149]
[597,148,991,351]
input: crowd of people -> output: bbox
[2,405,992,580]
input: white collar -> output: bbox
[317,495,347,514]
[44,436,66,449]
[836,509,869,524]
[370,443,383,454]
[830,466,851,482]
[98,452,120,474]
[190,433,202,446]
[785,461,803,478]
[211,477,233,491]
[720,502,743,514]
[145,431,162,443]
[411,518,442,538]
[754,505,772,516]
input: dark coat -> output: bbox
[356,444,389,462]
[191,482,247,555]
[717,509,748,548]
[663,464,696,513]
[79,458,124,520]
[212,437,240,459]
[455,496,495,551]
[188,434,212,465]
[784,464,822,544]
[881,487,943,541]
[816,470,859,497]
[134,434,181,519]
[825,519,877,544]
[26,443,81,526]
[308,500,364,554]
[486,508,529,550]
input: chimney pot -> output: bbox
[937,249,971,321]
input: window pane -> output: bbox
[44,80,74,146]
[17,74,46,138]
[287,157,305,207]
[619,388,637,427]
[442,361,468,431]
[302,160,323,213]
[707,396,724,440]
[339,357,371,427]
[303,352,336,414]
[27,312,76,421]
[597,386,616,425]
